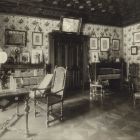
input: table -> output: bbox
[0,88,30,137]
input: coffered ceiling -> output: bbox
[0,0,139,27]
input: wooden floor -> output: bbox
[0,90,140,140]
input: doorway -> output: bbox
[49,31,89,91]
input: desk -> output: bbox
[0,88,30,137]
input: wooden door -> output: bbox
[66,41,84,90]
[49,32,88,91]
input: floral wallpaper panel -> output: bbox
[0,13,123,64]
[123,23,140,63]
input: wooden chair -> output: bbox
[128,63,140,108]
[88,65,104,105]
[32,66,67,127]
[90,82,104,105]
[131,78,140,108]
[88,64,112,105]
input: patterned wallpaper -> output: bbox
[0,13,123,64]
[123,23,140,63]
[83,24,123,61]
[0,14,60,64]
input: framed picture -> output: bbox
[31,49,43,64]
[112,39,120,51]
[133,32,140,43]
[32,32,43,46]
[131,46,138,55]
[100,37,110,52]
[20,52,30,64]
[60,16,82,33]
[5,29,26,46]
[90,37,98,50]
[89,50,100,63]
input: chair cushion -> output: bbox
[38,74,53,89]
[30,74,53,98]
[51,68,65,96]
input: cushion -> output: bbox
[30,74,53,98]
[38,74,53,89]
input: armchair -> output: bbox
[32,66,67,127]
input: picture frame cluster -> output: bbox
[89,37,120,52]
[5,29,44,64]
[19,49,44,64]
[5,29,43,47]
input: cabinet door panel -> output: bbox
[49,32,88,91]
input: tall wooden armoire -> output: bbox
[49,31,89,92]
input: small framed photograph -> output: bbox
[131,46,138,55]
[133,32,140,43]
[89,50,100,63]
[100,37,110,52]
[90,37,98,50]
[32,32,43,46]
[112,39,120,51]
[20,52,30,64]
[31,49,43,64]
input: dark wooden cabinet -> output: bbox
[49,31,89,90]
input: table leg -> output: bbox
[24,96,30,137]
[15,97,19,117]
[0,104,5,112]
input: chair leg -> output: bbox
[133,97,136,108]
[100,88,103,106]
[101,94,103,106]
[50,105,53,114]
[34,98,37,118]
[34,91,37,117]
[46,97,49,127]
[90,88,93,101]
[61,100,63,121]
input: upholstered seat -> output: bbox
[30,74,53,98]
[37,94,62,106]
